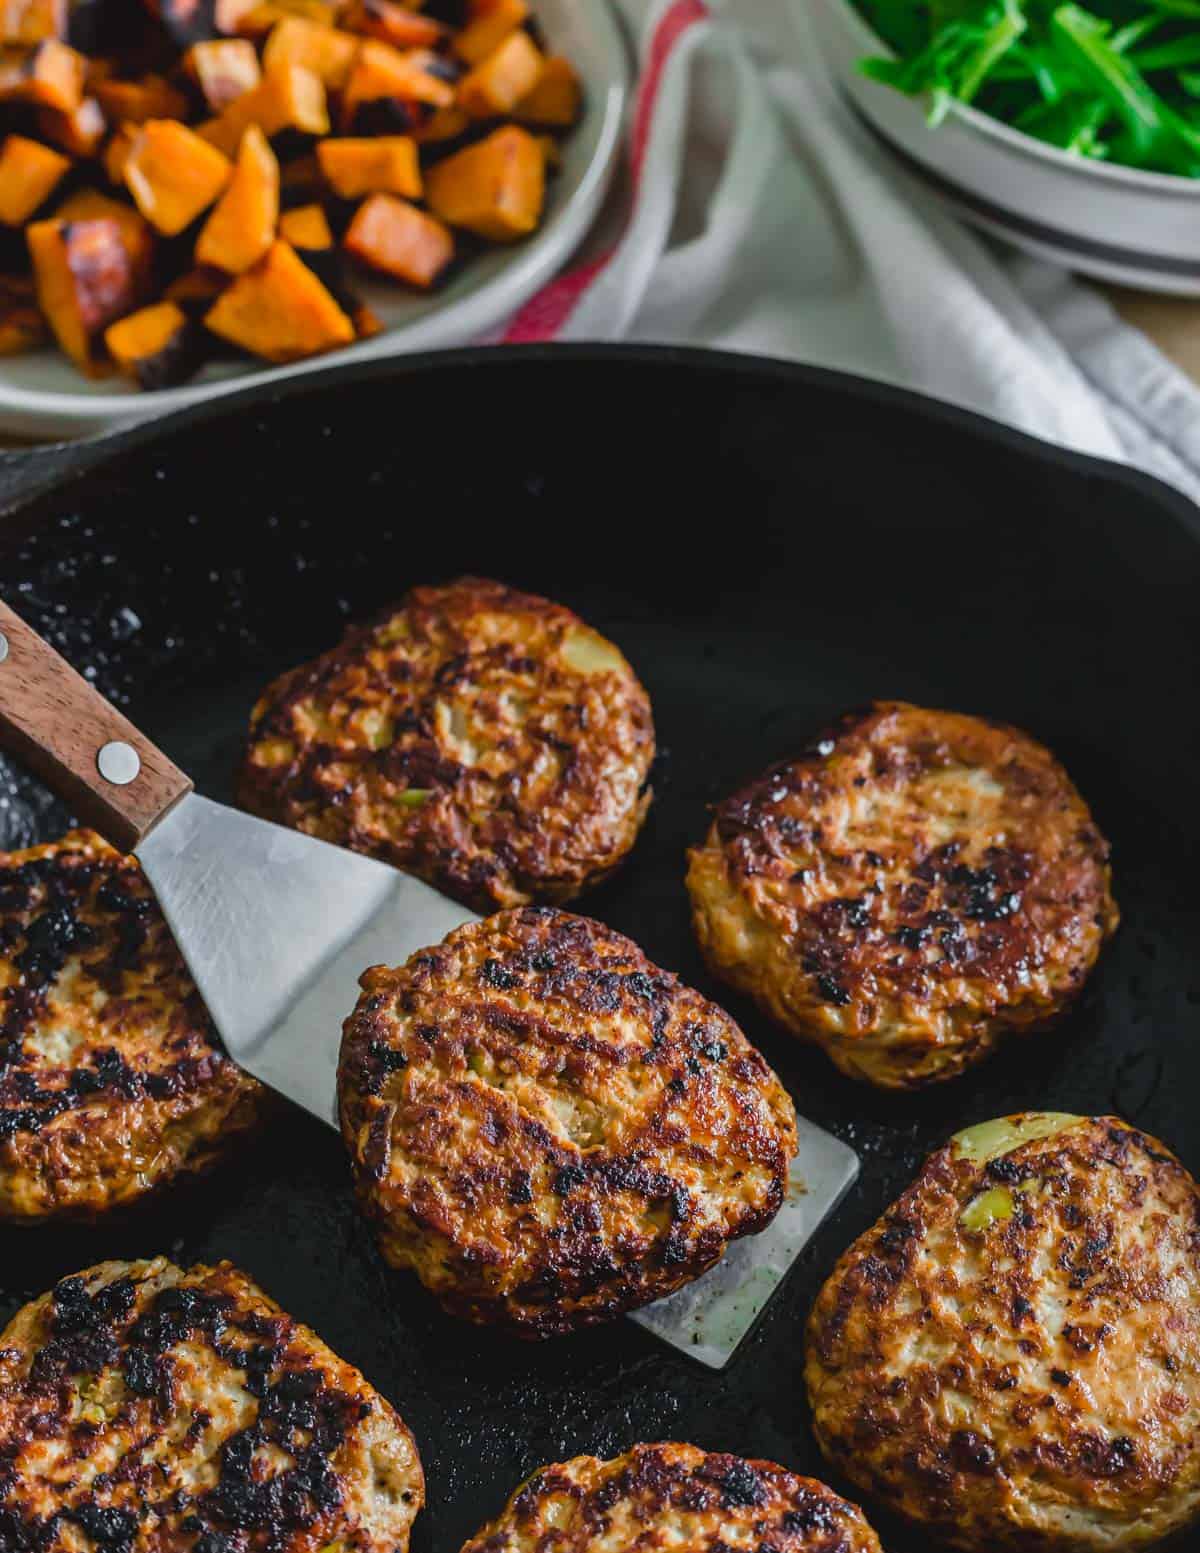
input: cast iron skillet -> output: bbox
[0,346,1198,1553]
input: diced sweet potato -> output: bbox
[2,0,65,45]
[341,0,444,50]
[317,134,418,198]
[36,94,105,153]
[186,37,261,110]
[533,131,559,171]
[278,199,329,246]
[341,39,453,129]
[453,0,526,66]
[104,299,203,387]
[424,123,541,241]
[515,54,579,127]
[27,212,149,370]
[0,37,84,110]
[231,0,337,33]
[0,133,69,224]
[102,120,137,183]
[150,0,265,45]
[262,15,357,88]
[414,102,468,143]
[54,187,154,267]
[457,27,540,117]
[204,236,353,359]
[198,63,328,156]
[165,262,226,309]
[195,121,278,271]
[124,118,232,234]
[352,299,380,336]
[0,273,47,351]
[343,191,451,286]
[94,74,189,124]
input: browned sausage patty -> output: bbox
[239,577,655,912]
[0,830,265,1221]
[0,1256,424,1553]
[805,1114,1200,1552]
[337,908,798,1336]
[687,702,1118,1087]
[459,1442,883,1553]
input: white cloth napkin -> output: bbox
[509,0,1200,506]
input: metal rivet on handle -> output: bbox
[97,741,140,786]
[0,632,8,663]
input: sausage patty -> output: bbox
[805,1114,1200,1552]
[0,830,265,1221]
[458,1442,883,1553]
[239,577,655,912]
[687,702,1118,1087]
[0,1257,424,1553]
[337,908,798,1336]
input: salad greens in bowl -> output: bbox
[807,0,1200,293]
[856,0,1200,177]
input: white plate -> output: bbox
[804,0,1200,297]
[0,0,629,437]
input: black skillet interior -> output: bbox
[1,346,1198,1553]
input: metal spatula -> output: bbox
[0,599,858,1367]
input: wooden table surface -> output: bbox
[1101,287,1200,383]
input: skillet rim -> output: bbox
[0,344,1197,544]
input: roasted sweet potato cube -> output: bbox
[453,0,527,66]
[104,300,204,388]
[279,199,330,246]
[352,300,381,337]
[186,37,261,110]
[124,119,232,235]
[0,274,47,352]
[204,237,353,359]
[195,122,278,271]
[94,74,189,124]
[425,123,541,241]
[198,63,329,156]
[341,0,444,50]
[151,0,247,46]
[262,16,358,88]
[344,192,451,286]
[0,133,69,224]
[414,102,468,143]
[457,28,540,118]
[341,39,454,128]
[0,37,84,110]
[231,0,337,33]
[102,121,136,184]
[2,0,65,45]
[317,135,419,198]
[55,187,154,267]
[36,94,104,154]
[27,213,149,370]
[165,262,227,309]
[0,292,46,352]
[515,54,579,127]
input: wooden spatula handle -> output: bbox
[0,598,192,853]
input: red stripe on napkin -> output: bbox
[502,0,708,344]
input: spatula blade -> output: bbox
[136,792,475,1123]
[137,791,858,1365]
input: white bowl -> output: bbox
[807,0,1200,295]
[0,0,629,437]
